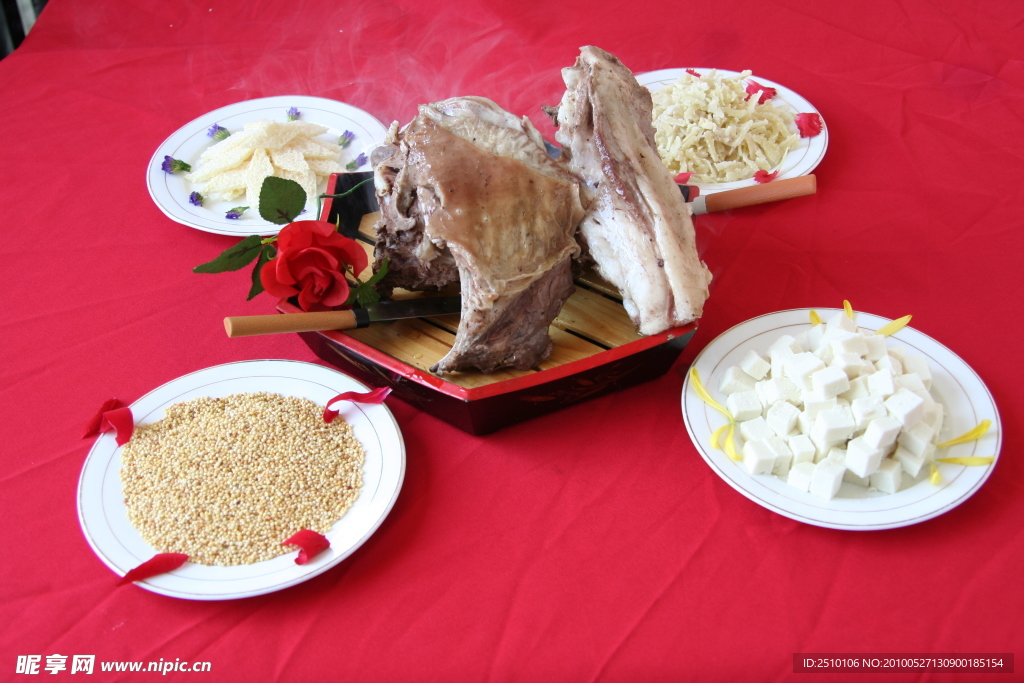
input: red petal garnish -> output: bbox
[745,80,777,104]
[83,398,123,438]
[101,406,135,446]
[753,170,779,184]
[674,172,693,184]
[795,112,823,137]
[118,553,188,585]
[283,530,330,565]
[323,386,392,423]
[685,69,701,77]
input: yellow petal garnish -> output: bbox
[877,315,912,337]
[690,368,742,461]
[935,457,996,466]
[809,310,822,326]
[930,420,995,485]
[936,420,991,448]
[843,300,854,319]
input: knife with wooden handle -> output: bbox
[687,174,816,214]
[225,296,462,338]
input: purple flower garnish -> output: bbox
[339,130,355,148]
[207,123,230,140]
[189,191,203,206]
[287,107,300,121]
[161,155,191,174]
[225,206,248,219]
[345,153,368,171]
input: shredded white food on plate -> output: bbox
[650,70,799,183]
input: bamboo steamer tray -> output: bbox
[279,173,697,434]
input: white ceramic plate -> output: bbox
[78,360,405,599]
[147,96,388,236]
[681,309,1000,530]
[635,69,828,194]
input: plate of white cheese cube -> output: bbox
[681,309,1001,530]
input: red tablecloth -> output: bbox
[2,0,1021,680]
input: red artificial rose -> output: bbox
[260,221,368,312]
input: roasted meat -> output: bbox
[372,97,585,374]
[549,46,712,335]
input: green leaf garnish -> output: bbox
[258,177,307,225]
[344,258,388,308]
[247,244,276,300]
[193,234,264,273]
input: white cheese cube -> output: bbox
[785,353,826,391]
[831,333,869,358]
[810,406,856,449]
[887,345,909,362]
[921,402,944,438]
[827,447,847,464]
[739,349,771,380]
[726,390,763,422]
[902,354,932,389]
[810,458,846,500]
[885,388,925,428]
[831,352,869,380]
[797,411,813,435]
[742,440,776,475]
[845,436,884,477]
[787,462,815,492]
[843,469,871,487]
[739,416,774,443]
[770,347,795,379]
[875,354,904,376]
[896,421,936,457]
[811,365,851,399]
[862,416,902,450]
[813,343,835,365]
[895,373,927,395]
[766,401,800,438]
[867,368,896,398]
[795,326,824,355]
[825,311,857,333]
[893,443,934,478]
[719,366,756,395]
[851,395,888,429]
[840,376,871,403]
[788,435,816,464]
[870,458,903,493]
[862,333,888,362]
[802,393,837,419]
[768,334,803,355]
[761,377,801,406]
[766,437,794,476]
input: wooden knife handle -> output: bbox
[704,174,816,212]
[224,310,359,337]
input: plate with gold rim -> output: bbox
[681,309,1000,530]
[636,69,827,194]
[77,359,404,599]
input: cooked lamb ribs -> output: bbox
[371,97,585,374]
[547,46,712,335]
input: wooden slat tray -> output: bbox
[278,173,697,434]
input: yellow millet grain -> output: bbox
[120,392,364,566]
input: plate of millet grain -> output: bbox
[77,360,405,600]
